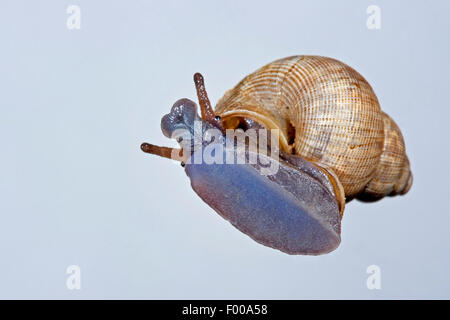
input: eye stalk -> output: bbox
[193,72,224,131]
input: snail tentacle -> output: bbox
[193,72,224,131]
[140,143,183,161]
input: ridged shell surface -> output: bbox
[361,112,412,198]
[215,56,410,198]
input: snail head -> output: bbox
[141,73,224,162]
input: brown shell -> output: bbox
[359,112,412,199]
[215,55,412,200]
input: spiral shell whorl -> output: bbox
[359,112,413,199]
[216,55,390,197]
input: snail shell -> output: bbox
[215,55,412,201]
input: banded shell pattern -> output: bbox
[215,55,412,200]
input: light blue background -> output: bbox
[0,0,449,299]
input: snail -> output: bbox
[141,55,412,255]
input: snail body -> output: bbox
[141,55,412,255]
